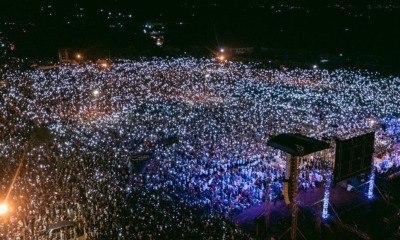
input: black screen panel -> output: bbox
[333,132,375,183]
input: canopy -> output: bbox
[267,133,330,156]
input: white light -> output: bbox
[369,119,376,126]
[220,48,224,53]
[367,171,375,199]
[322,173,331,219]
[0,203,8,215]
[93,90,100,96]
[313,65,318,69]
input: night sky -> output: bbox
[1,0,400,71]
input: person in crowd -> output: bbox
[0,57,399,239]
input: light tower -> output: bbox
[268,133,331,240]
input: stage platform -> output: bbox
[232,181,375,239]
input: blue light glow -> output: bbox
[322,172,331,219]
[367,170,375,199]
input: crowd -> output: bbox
[375,118,400,177]
[0,57,400,239]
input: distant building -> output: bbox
[143,22,165,36]
[227,47,254,55]
[0,33,13,58]
[143,22,165,47]
[58,49,71,63]
[220,47,254,57]
[58,49,84,63]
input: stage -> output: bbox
[232,181,374,239]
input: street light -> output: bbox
[0,203,8,215]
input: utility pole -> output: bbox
[290,154,299,240]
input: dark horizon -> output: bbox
[1,0,400,73]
